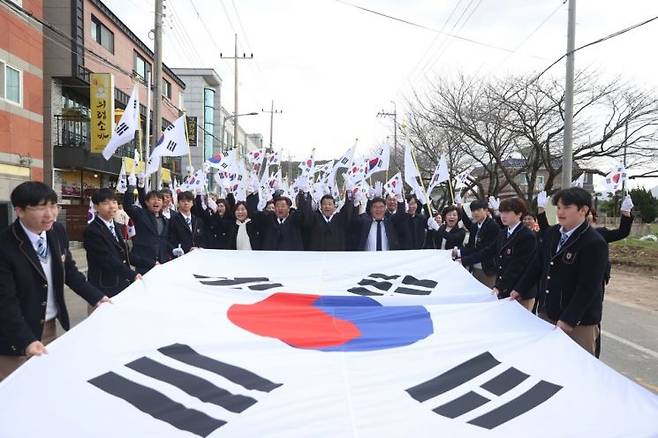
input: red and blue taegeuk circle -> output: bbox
[228,293,434,352]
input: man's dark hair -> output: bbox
[145,190,164,201]
[523,213,537,221]
[91,188,116,205]
[552,187,592,211]
[11,181,58,209]
[273,196,292,207]
[160,188,172,196]
[320,194,335,205]
[371,196,386,206]
[177,191,194,202]
[499,197,528,216]
[406,194,419,204]
[470,200,488,211]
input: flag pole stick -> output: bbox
[410,146,433,216]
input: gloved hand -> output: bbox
[537,190,548,208]
[128,172,137,187]
[207,196,218,213]
[373,181,383,198]
[172,244,184,258]
[427,217,440,231]
[488,196,500,211]
[451,246,460,260]
[620,195,634,213]
[137,172,145,189]
[455,193,463,205]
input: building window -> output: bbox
[90,15,114,53]
[133,52,151,82]
[162,79,171,99]
[203,88,215,159]
[2,64,22,105]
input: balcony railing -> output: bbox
[54,114,134,158]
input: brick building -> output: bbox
[0,0,44,229]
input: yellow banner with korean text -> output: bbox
[90,73,115,154]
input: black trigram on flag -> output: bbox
[89,343,282,437]
[347,273,437,296]
[115,122,129,135]
[195,274,282,291]
[165,140,177,152]
[405,351,562,430]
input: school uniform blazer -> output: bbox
[192,196,230,249]
[0,221,104,355]
[83,216,137,297]
[460,210,501,275]
[123,186,171,274]
[168,211,204,253]
[256,209,305,251]
[516,221,608,326]
[475,224,537,297]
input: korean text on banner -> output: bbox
[90,73,115,154]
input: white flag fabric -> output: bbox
[428,154,450,193]
[604,164,626,192]
[571,173,585,188]
[365,143,390,177]
[334,144,355,170]
[455,169,472,189]
[206,149,236,172]
[384,172,403,196]
[266,150,280,166]
[298,154,315,176]
[0,250,657,437]
[102,85,139,160]
[116,161,128,194]
[404,141,428,204]
[86,197,95,224]
[146,115,190,175]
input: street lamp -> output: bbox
[222,112,259,154]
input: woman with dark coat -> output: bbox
[425,205,466,250]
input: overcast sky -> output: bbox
[105,0,658,186]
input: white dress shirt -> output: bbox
[20,221,57,320]
[366,219,389,251]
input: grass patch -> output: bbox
[610,237,658,271]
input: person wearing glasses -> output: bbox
[0,182,109,380]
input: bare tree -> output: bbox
[404,71,658,205]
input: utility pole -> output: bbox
[561,0,576,189]
[262,100,283,153]
[377,101,398,165]
[221,34,253,158]
[152,0,164,189]
[622,119,628,194]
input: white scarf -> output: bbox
[236,218,252,251]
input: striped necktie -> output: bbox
[109,223,118,241]
[185,216,192,231]
[37,236,48,261]
[557,231,569,253]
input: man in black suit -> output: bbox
[84,188,140,298]
[456,198,537,309]
[0,182,108,379]
[456,200,501,287]
[123,181,171,275]
[169,191,204,257]
[259,194,305,251]
[513,188,608,355]
[354,196,406,251]
[301,193,355,251]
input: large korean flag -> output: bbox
[0,250,657,437]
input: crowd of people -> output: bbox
[0,178,635,380]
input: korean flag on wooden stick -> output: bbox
[427,154,449,194]
[102,85,139,160]
[146,115,190,175]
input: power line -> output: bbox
[334,0,547,60]
[533,13,658,81]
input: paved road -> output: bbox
[63,248,658,395]
[600,298,658,394]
